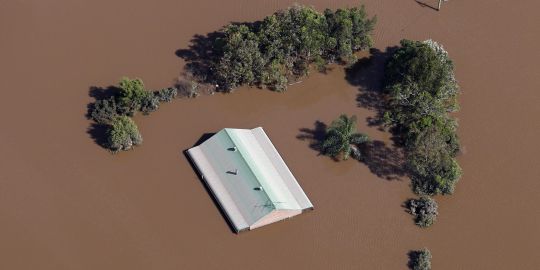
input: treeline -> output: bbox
[212,5,376,92]
[89,78,181,152]
[383,39,461,196]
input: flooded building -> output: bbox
[187,127,313,232]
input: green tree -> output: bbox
[384,39,461,195]
[408,248,432,270]
[210,5,376,92]
[325,6,377,63]
[384,39,458,129]
[406,118,461,195]
[407,197,439,227]
[321,114,369,160]
[261,59,288,92]
[107,116,143,152]
[90,97,118,124]
[117,77,151,115]
[214,24,265,91]
[140,94,160,115]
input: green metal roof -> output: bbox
[187,127,313,232]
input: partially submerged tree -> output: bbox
[117,77,152,116]
[321,114,369,160]
[107,116,143,152]
[88,78,179,152]
[384,39,461,195]
[211,5,376,92]
[384,39,458,132]
[155,87,178,102]
[90,97,118,124]
[325,5,376,63]
[408,122,461,194]
[406,197,439,227]
[214,24,265,91]
[408,248,432,270]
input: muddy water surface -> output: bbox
[1,0,539,269]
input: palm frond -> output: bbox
[321,114,369,160]
[350,133,369,144]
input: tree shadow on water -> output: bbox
[358,140,406,181]
[86,85,120,151]
[175,31,225,84]
[345,47,409,180]
[296,121,327,154]
[86,85,120,119]
[346,47,398,128]
[88,85,120,100]
[87,123,109,149]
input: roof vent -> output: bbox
[254,186,263,191]
[228,147,237,152]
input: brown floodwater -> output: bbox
[1,0,539,269]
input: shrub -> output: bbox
[407,197,439,227]
[90,97,118,124]
[408,248,432,270]
[88,78,181,152]
[321,114,369,160]
[155,87,178,102]
[140,93,160,115]
[107,116,143,152]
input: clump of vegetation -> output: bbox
[324,7,376,62]
[116,77,152,116]
[383,39,461,195]
[406,197,439,227]
[107,116,143,152]
[88,77,179,152]
[140,93,160,115]
[321,114,369,160]
[408,248,432,270]
[211,5,376,92]
[90,97,118,124]
[176,80,200,98]
[155,87,178,102]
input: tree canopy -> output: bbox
[89,78,180,152]
[117,77,152,116]
[107,116,143,152]
[321,114,369,160]
[409,248,432,270]
[213,5,376,92]
[384,39,461,195]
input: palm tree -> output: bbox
[321,114,369,160]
